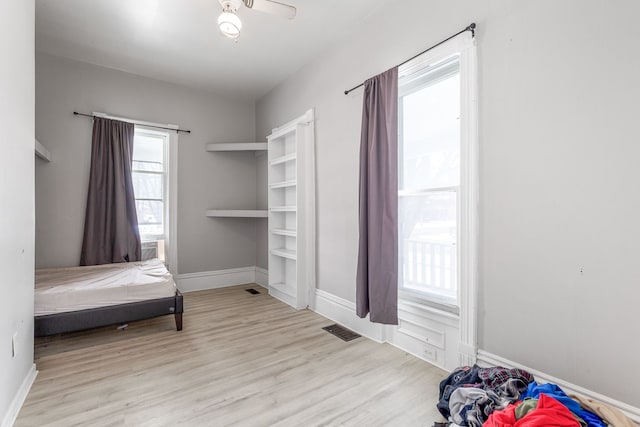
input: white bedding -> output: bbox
[35,259,177,316]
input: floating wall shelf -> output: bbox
[35,139,51,162]
[206,210,268,218]
[206,143,267,152]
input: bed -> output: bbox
[34,258,183,336]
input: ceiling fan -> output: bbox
[218,0,296,40]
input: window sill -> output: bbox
[140,236,165,242]
[399,290,460,317]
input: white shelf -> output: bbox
[269,153,296,166]
[35,139,51,162]
[269,180,297,189]
[271,248,297,260]
[270,228,297,237]
[206,143,267,152]
[270,206,297,212]
[206,209,268,218]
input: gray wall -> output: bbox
[255,151,269,269]
[36,53,258,274]
[256,0,640,408]
[0,0,35,422]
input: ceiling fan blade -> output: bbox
[243,0,296,19]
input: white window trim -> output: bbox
[397,32,478,366]
[93,112,179,276]
[458,34,479,366]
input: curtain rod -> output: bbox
[343,23,476,95]
[73,111,191,134]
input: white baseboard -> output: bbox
[477,350,640,424]
[176,266,257,293]
[310,289,385,343]
[255,267,268,289]
[1,364,37,427]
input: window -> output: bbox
[132,128,169,260]
[398,33,478,318]
[398,51,474,310]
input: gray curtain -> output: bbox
[356,67,399,325]
[80,117,141,265]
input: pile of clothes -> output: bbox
[437,365,636,427]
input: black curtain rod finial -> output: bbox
[468,22,476,36]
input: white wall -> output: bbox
[256,0,640,409]
[0,0,36,424]
[36,53,258,274]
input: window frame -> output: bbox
[397,31,478,336]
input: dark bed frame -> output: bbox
[35,290,183,337]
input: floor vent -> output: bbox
[322,324,361,342]
[245,288,261,295]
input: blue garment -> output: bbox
[522,382,607,427]
[522,382,582,414]
[580,410,608,427]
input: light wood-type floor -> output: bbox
[16,286,448,427]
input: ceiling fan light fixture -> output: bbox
[218,10,242,39]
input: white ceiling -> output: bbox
[36,0,388,100]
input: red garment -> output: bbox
[483,394,580,427]
[483,402,519,426]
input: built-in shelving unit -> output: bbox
[35,139,51,162]
[268,109,315,309]
[205,141,268,219]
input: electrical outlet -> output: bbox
[11,332,18,358]
[423,346,437,362]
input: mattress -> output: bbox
[35,259,177,316]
